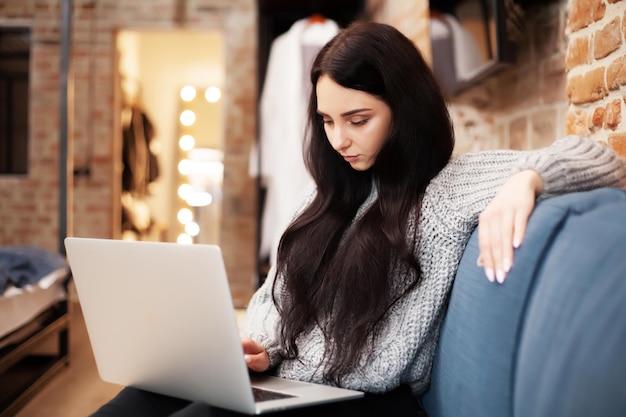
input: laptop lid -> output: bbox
[64,237,363,414]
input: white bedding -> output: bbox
[0,266,69,341]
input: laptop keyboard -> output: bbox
[252,386,296,402]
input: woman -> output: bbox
[93,22,626,417]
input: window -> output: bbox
[0,27,30,175]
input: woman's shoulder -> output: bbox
[442,149,517,170]
[427,151,501,192]
[421,150,521,230]
[429,148,522,187]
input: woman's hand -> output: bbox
[477,170,544,284]
[241,336,270,372]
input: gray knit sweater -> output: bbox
[243,136,626,396]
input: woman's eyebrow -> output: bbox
[316,108,372,117]
[341,108,372,117]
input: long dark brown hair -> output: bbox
[273,22,454,385]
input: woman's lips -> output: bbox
[343,155,359,163]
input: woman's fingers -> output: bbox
[477,213,496,282]
[513,208,529,249]
[496,209,514,283]
[241,337,270,372]
[477,201,534,283]
[479,208,523,284]
[478,170,542,284]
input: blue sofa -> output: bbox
[421,188,626,417]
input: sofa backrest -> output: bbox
[421,188,626,417]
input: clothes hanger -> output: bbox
[307,13,326,24]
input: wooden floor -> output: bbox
[14,301,122,417]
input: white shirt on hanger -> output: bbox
[256,17,340,266]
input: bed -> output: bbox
[0,246,71,417]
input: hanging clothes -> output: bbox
[122,105,160,195]
[256,17,340,266]
[121,105,160,237]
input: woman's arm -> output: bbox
[477,135,625,283]
[240,265,284,371]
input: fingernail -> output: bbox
[485,268,495,282]
[513,238,521,249]
[496,269,506,284]
[245,355,251,363]
[476,257,483,267]
[503,258,512,273]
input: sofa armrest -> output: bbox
[514,189,626,417]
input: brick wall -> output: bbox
[0,0,257,307]
[446,1,572,153]
[0,2,61,250]
[566,0,626,159]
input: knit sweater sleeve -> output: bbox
[241,264,284,369]
[433,135,626,227]
[512,135,626,197]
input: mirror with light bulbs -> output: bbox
[117,30,226,245]
[175,85,224,245]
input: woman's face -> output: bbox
[316,75,392,171]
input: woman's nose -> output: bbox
[328,125,350,151]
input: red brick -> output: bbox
[592,106,606,130]
[567,0,606,32]
[566,36,590,71]
[594,17,622,60]
[608,132,626,158]
[566,107,591,136]
[607,55,626,90]
[566,67,608,104]
[606,99,623,130]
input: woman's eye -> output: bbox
[348,119,367,126]
[323,119,333,126]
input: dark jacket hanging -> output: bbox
[122,105,160,196]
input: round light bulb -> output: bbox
[178,159,192,175]
[205,86,222,103]
[177,183,193,200]
[177,208,193,224]
[179,135,195,151]
[185,221,200,237]
[180,86,196,102]
[180,110,196,126]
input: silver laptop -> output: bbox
[64,237,363,414]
